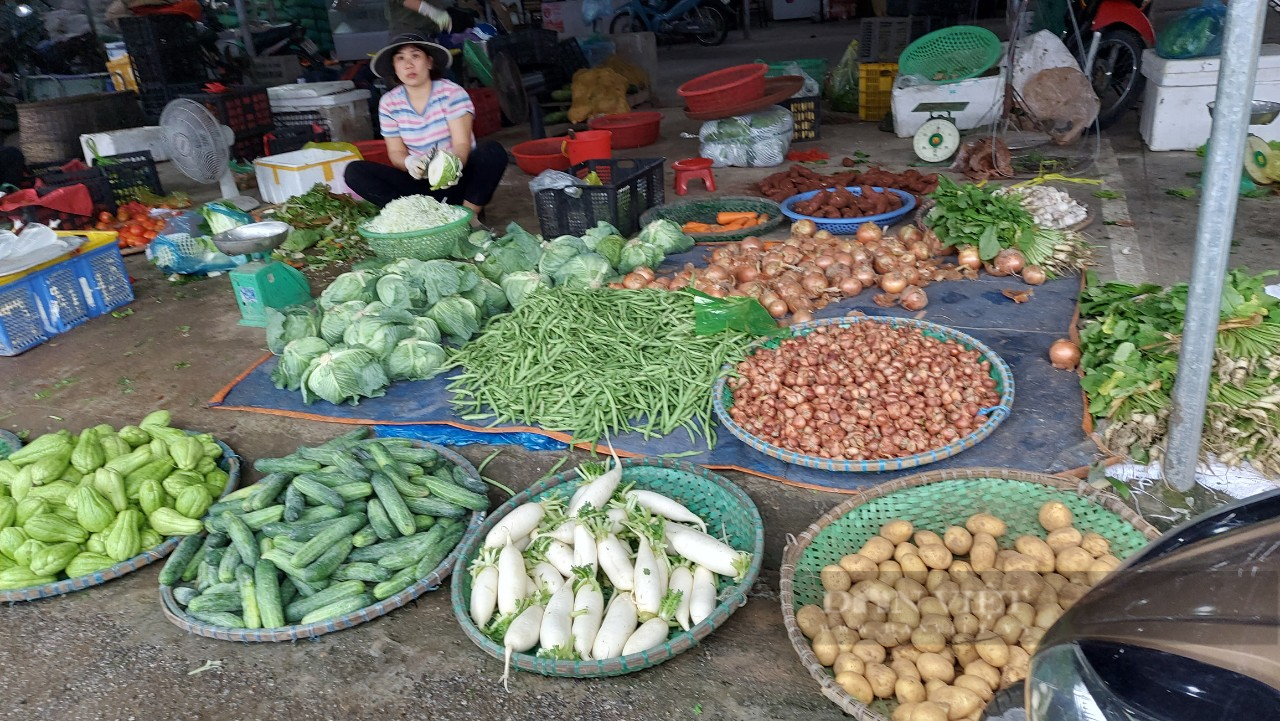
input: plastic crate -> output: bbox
[232,129,270,163]
[858,62,898,121]
[0,233,133,354]
[467,87,501,138]
[118,16,206,88]
[761,58,829,83]
[38,166,117,214]
[182,86,274,138]
[783,95,822,142]
[106,55,139,92]
[139,82,204,123]
[534,158,665,238]
[558,38,589,73]
[93,151,164,205]
[858,18,912,62]
[265,111,332,155]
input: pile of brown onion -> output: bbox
[610,220,973,323]
[726,322,1003,461]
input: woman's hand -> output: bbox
[405,153,431,180]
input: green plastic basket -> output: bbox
[450,457,765,679]
[898,26,1002,84]
[464,40,494,88]
[639,196,783,242]
[358,209,474,260]
[0,429,20,459]
[780,467,1161,720]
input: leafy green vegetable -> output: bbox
[925,176,1036,261]
[385,338,448,381]
[553,253,613,289]
[637,219,694,255]
[201,201,252,235]
[581,221,620,250]
[343,318,413,358]
[281,229,323,252]
[319,270,377,308]
[617,239,664,274]
[538,236,588,279]
[300,347,389,406]
[461,278,510,317]
[265,305,321,355]
[270,184,378,268]
[320,301,368,344]
[593,233,626,268]
[375,274,414,310]
[271,337,330,391]
[499,272,550,306]
[427,296,482,345]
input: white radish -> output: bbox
[501,601,544,691]
[690,565,717,626]
[530,561,564,594]
[605,506,627,534]
[626,489,706,530]
[469,550,500,628]
[568,483,588,512]
[591,591,638,660]
[596,530,634,591]
[632,535,663,620]
[525,575,540,597]
[536,518,577,545]
[654,539,670,595]
[484,503,546,548]
[544,538,576,578]
[539,580,575,651]
[514,535,533,552]
[621,617,670,656]
[569,444,623,517]
[572,522,597,574]
[669,565,694,631]
[664,522,751,581]
[571,571,604,660]
[498,533,531,615]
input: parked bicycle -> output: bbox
[609,0,730,47]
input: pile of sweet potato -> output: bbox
[752,164,939,202]
[790,185,904,219]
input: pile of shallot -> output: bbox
[726,322,1003,461]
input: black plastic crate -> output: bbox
[93,150,164,204]
[139,82,205,123]
[264,124,332,156]
[36,166,116,214]
[534,158,664,238]
[119,16,207,87]
[557,38,589,74]
[180,86,274,137]
[232,130,269,163]
[858,18,912,62]
[782,94,822,142]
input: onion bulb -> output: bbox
[634,266,656,281]
[704,264,732,283]
[791,309,814,325]
[879,271,908,294]
[1021,265,1047,286]
[622,272,648,289]
[1049,339,1082,370]
[900,285,928,311]
[908,241,932,261]
[983,261,1009,277]
[801,272,829,295]
[873,253,898,275]
[735,265,759,283]
[814,230,834,242]
[856,222,883,244]
[852,265,877,287]
[765,298,788,318]
[814,255,836,270]
[898,225,922,245]
[956,246,982,271]
[993,248,1027,276]
[739,236,764,253]
[838,276,864,297]
[792,220,817,238]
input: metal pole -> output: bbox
[235,0,257,56]
[1163,0,1270,492]
[742,0,751,40]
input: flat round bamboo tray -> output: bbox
[780,467,1160,719]
[0,434,240,603]
[159,442,484,642]
[450,457,765,678]
[639,196,783,242]
[712,316,1014,472]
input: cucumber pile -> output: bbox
[160,429,488,630]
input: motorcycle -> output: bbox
[609,0,731,47]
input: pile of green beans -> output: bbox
[446,288,753,447]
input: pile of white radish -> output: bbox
[469,451,754,689]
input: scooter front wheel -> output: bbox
[610,11,645,34]
[691,5,728,46]
[1091,28,1146,130]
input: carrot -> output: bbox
[682,221,715,233]
[716,212,758,225]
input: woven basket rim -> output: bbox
[712,315,1015,472]
[158,440,484,642]
[357,208,475,240]
[0,429,21,459]
[0,433,240,603]
[778,467,1161,720]
[449,456,766,678]
[639,196,784,241]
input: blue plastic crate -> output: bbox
[0,277,50,356]
[78,241,134,317]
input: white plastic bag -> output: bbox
[698,107,795,168]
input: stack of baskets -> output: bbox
[358,210,476,261]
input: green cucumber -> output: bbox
[413,515,436,532]
[284,579,365,623]
[332,482,373,501]
[236,565,261,630]
[188,591,242,613]
[271,537,305,555]
[371,473,415,536]
[254,559,285,628]
[414,525,465,578]
[421,476,488,512]
[377,526,443,571]
[283,483,305,522]
[366,499,398,541]
[372,566,419,601]
[319,428,371,449]
[202,581,240,596]
[222,511,259,568]
[402,496,468,518]
[279,576,298,606]
[385,446,440,466]
[451,465,489,496]
[217,545,241,584]
[291,512,366,567]
[253,456,321,474]
[299,535,353,583]
[352,525,379,548]
[172,586,198,606]
[291,476,345,510]
[249,472,291,511]
[160,533,203,586]
[188,610,244,628]
[300,593,373,625]
[400,462,424,477]
[330,562,392,583]
[389,475,431,498]
[295,505,343,524]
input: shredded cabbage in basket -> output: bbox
[364,195,469,234]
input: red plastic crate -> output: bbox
[181,86,274,137]
[468,87,501,138]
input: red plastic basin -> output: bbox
[587,112,663,149]
[512,137,571,175]
[355,140,392,167]
[678,64,768,114]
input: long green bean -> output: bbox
[446,288,753,448]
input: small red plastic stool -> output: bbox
[672,157,716,195]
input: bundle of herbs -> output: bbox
[1079,270,1280,475]
[268,184,378,267]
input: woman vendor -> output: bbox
[344,33,508,219]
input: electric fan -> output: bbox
[159,99,257,210]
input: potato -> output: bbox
[1088,555,1121,585]
[947,593,970,619]
[968,541,996,573]
[834,625,860,653]
[918,543,954,570]
[892,702,920,721]
[825,590,853,612]
[958,576,986,597]
[893,645,924,663]
[1001,647,1031,687]
[1042,572,1069,590]
[861,536,897,564]
[979,568,1004,589]
[913,530,944,548]
[827,611,847,630]
[822,564,853,592]
[853,639,887,665]
[1019,626,1045,655]
[896,676,927,704]
[858,620,885,639]
[840,553,881,582]
[1046,526,1083,552]
[796,604,828,639]
[879,559,904,586]
[915,652,952,682]
[1007,601,1035,627]
[895,577,928,603]
[899,553,929,584]
[918,597,948,617]
[812,628,840,665]
[840,603,869,629]
[996,550,1038,573]
[910,627,947,653]
[965,513,1007,537]
[895,541,921,563]
[942,526,974,555]
[963,659,1000,690]
[867,604,888,623]
[1057,582,1090,610]
[974,631,1009,667]
[836,671,874,704]
[932,686,983,720]
[881,519,915,545]
[889,597,922,628]
[918,613,955,638]
[1055,546,1094,576]
[861,579,897,609]
[1066,571,1091,587]
[953,612,980,636]
[1034,603,1063,630]
[891,657,921,680]
[1001,570,1045,604]
[951,633,978,666]
[954,674,994,702]
[1081,532,1111,558]
[912,701,950,721]
[971,589,1006,624]
[866,662,898,698]
[834,652,866,676]
[1014,536,1056,574]
[926,569,951,591]
[933,580,961,606]
[948,561,976,582]
[992,614,1025,645]
[1038,501,1073,531]
[876,621,913,648]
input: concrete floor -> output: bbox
[2,20,1279,721]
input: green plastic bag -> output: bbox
[824,40,859,114]
[687,289,779,337]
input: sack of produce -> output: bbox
[699,107,795,169]
[1156,0,1226,60]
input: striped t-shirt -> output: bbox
[378,80,476,155]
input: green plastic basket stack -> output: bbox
[357,209,474,261]
[639,196,783,242]
[898,26,1002,84]
[779,468,1160,719]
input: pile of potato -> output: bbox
[795,502,1123,721]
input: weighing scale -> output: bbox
[211,221,312,327]
[911,102,968,163]
[1206,100,1280,193]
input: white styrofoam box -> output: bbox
[1011,30,1079,94]
[1141,45,1280,87]
[268,88,374,143]
[267,81,356,101]
[254,148,359,204]
[892,68,1007,138]
[1140,81,1280,151]
[80,127,170,163]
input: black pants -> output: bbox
[344,140,508,208]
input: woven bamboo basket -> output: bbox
[159,442,485,642]
[19,92,147,164]
[450,457,765,678]
[639,196,784,242]
[779,467,1161,719]
[0,434,240,603]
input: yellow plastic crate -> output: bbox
[0,231,119,286]
[106,55,138,93]
[858,62,898,122]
